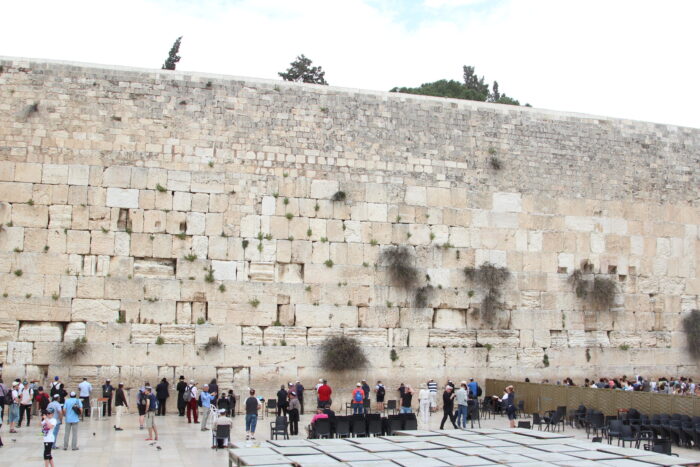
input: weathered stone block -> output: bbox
[72,299,120,322]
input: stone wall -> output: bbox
[0,57,698,401]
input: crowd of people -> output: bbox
[538,375,699,395]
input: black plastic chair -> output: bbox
[213,424,231,450]
[368,418,382,436]
[587,412,605,439]
[403,417,418,430]
[618,424,637,447]
[385,400,397,415]
[351,417,367,437]
[467,403,481,428]
[270,416,289,440]
[314,418,332,439]
[387,417,402,435]
[644,437,678,456]
[532,413,544,431]
[517,400,526,418]
[335,417,351,438]
[517,421,531,429]
[607,420,623,444]
[544,410,563,432]
[265,399,277,418]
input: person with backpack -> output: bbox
[375,381,386,412]
[62,391,82,450]
[102,379,114,417]
[468,378,481,399]
[361,380,371,408]
[244,389,261,440]
[0,377,9,421]
[8,381,20,433]
[351,383,365,415]
[144,386,158,441]
[35,387,50,413]
[185,380,199,424]
[136,385,147,429]
[18,381,34,427]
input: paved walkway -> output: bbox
[2,408,699,465]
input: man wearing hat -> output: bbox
[46,395,63,448]
[288,391,301,435]
[62,391,82,450]
[176,375,187,416]
[295,380,305,414]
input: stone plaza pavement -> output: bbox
[2,408,700,465]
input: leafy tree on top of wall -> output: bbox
[278,54,328,85]
[162,36,183,71]
[391,65,526,106]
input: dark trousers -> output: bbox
[102,398,112,416]
[177,395,186,416]
[440,409,457,429]
[80,397,91,418]
[19,404,31,426]
[157,398,167,416]
[277,405,287,417]
[298,397,304,415]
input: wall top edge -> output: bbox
[2,55,697,133]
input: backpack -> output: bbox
[183,386,192,402]
[353,390,363,403]
[476,385,483,397]
[377,386,385,398]
[1,386,11,405]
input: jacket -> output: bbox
[156,382,169,399]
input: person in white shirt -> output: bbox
[78,378,92,419]
[418,383,431,425]
[41,409,57,467]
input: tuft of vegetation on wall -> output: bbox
[320,335,367,371]
[682,309,700,359]
[60,337,87,360]
[380,245,419,290]
[464,262,511,324]
[568,260,618,310]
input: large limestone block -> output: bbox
[492,192,522,213]
[242,326,263,345]
[249,262,275,282]
[358,306,399,328]
[307,327,343,345]
[0,182,33,202]
[475,330,520,347]
[212,260,237,281]
[295,304,358,328]
[310,180,339,199]
[131,324,161,343]
[18,322,64,342]
[160,324,195,344]
[0,226,24,251]
[207,301,277,326]
[283,327,307,346]
[405,186,427,206]
[48,205,72,229]
[344,328,389,346]
[4,296,72,322]
[104,277,144,300]
[428,329,477,347]
[103,166,132,187]
[72,299,120,322]
[276,263,303,283]
[12,204,48,228]
[6,341,33,364]
[0,321,19,342]
[140,300,177,324]
[433,308,467,329]
[85,322,129,343]
[64,322,86,341]
[399,308,434,329]
[42,164,69,184]
[106,188,139,208]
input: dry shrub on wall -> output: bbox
[683,309,700,359]
[60,337,87,360]
[568,260,618,310]
[414,285,435,308]
[464,262,511,325]
[320,335,367,372]
[380,245,419,290]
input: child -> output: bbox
[41,410,57,467]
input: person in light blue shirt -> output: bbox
[77,378,92,419]
[62,392,82,450]
[46,395,63,448]
[199,384,216,431]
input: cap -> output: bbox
[190,379,195,383]
[356,383,361,386]
[70,391,76,397]
[12,381,19,386]
[319,378,323,382]
[218,408,226,414]
[53,394,60,399]
[54,376,59,381]
[48,407,55,413]
[291,391,296,396]
[106,379,110,382]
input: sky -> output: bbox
[2,0,699,128]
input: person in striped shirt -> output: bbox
[427,379,438,412]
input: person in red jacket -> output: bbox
[317,380,332,409]
[34,387,50,413]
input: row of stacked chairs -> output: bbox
[308,413,418,439]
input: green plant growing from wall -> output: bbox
[682,309,700,359]
[568,260,618,310]
[249,298,260,308]
[155,336,164,345]
[585,348,591,362]
[60,337,87,360]
[331,191,346,202]
[320,335,367,371]
[542,353,550,367]
[463,262,511,325]
[390,349,399,362]
[380,245,419,290]
[204,266,215,283]
[196,317,206,325]
[203,336,222,352]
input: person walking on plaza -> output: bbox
[101,379,114,417]
[46,396,63,448]
[295,381,305,415]
[78,377,92,419]
[456,382,469,428]
[288,391,301,435]
[351,383,365,415]
[156,378,169,416]
[41,409,57,467]
[439,385,457,430]
[418,383,431,425]
[114,383,128,431]
[244,389,261,440]
[49,377,64,403]
[144,386,159,441]
[427,379,438,412]
[18,381,33,427]
[176,375,187,416]
[186,381,199,424]
[9,381,20,433]
[62,391,82,450]
[199,384,216,431]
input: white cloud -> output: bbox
[1,0,698,128]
